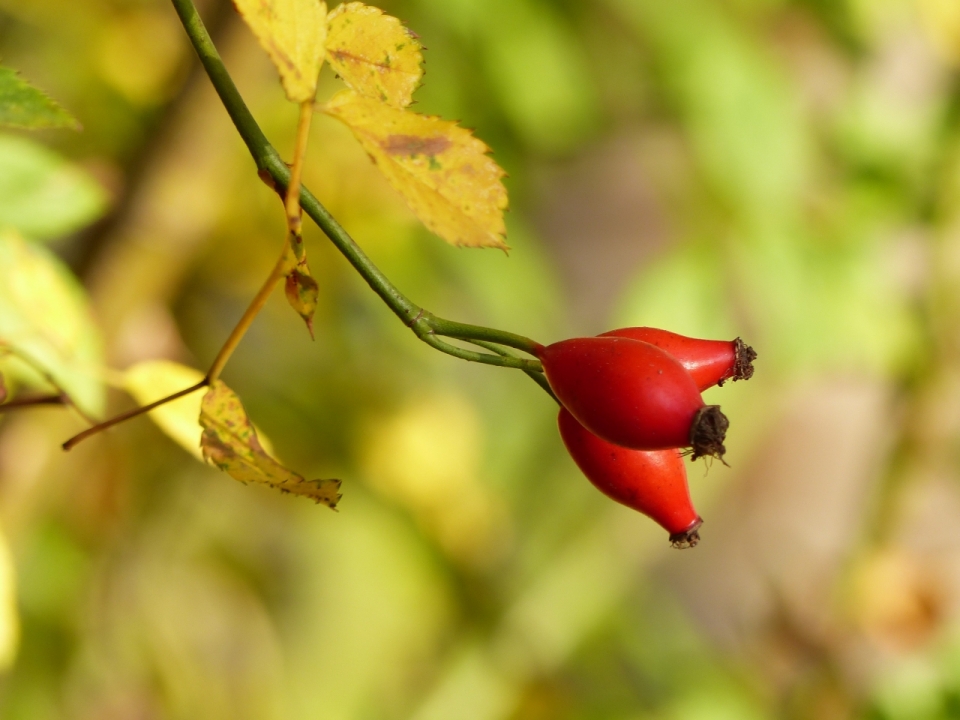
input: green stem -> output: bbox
[465,340,557,402]
[169,0,544,371]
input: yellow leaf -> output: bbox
[123,360,207,460]
[232,0,328,103]
[325,2,423,108]
[200,380,341,508]
[0,521,18,672]
[323,91,508,249]
[124,361,277,461]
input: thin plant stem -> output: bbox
[284,101,313,249]
[64,238,289,451]
[62,380,207,451]
[0,393,69,411]
[207,241,288,383]
[465,339,557,402]
[0,345,97,425]
[419,333,543,372]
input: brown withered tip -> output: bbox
[733,338,756,382]
[670,517,703,549]
[689,405,728,461]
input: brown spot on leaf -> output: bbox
[381,134,451,157]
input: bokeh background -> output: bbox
[2,0,960,717]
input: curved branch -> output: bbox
[169,0,544,365]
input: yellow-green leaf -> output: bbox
[123,360,208,460]
[0,65,79,131]
[200,380,341,508]
[325,2,423,108]
[323,90,508,249]
[232,0,328,103]
[0,372,6,404]
[0,230,104,416]
[0,134,109,241]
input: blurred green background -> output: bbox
[3,0,960,717]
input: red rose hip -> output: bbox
[537,336,728,460]
[600,327,756,391]
[558,408,702,548]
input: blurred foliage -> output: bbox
[4,0,960,719]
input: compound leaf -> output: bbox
[233,0,328,103]
[0,230,104,416]
[200,380,341,508]
[0,134,108,241]
[0,66,79,131]
[325,2,423,108]
[323,90,508,249]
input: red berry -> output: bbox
[537,336,728,460]
[558,408,702,548]
[599,327,756,391]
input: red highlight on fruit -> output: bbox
[537,336,728,460]
[558,408,702,548]
[600,327,756,391]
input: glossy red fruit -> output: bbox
[537,336,728,459]
[600,327,756,391]
[558,408,702,548]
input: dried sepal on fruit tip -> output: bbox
[689,405,728,461]
[669,518,703,549]
[730,337,757,384]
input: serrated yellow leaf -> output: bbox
[233,0,328,102]
[200,380,341,508]
[325,2,423,108]
[323,91,508,249]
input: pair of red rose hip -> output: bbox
[536,328,756,549]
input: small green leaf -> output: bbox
[0,66,79,131]
[200,380,341,508]
[0,134,108,241]
[0,230,104,416]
